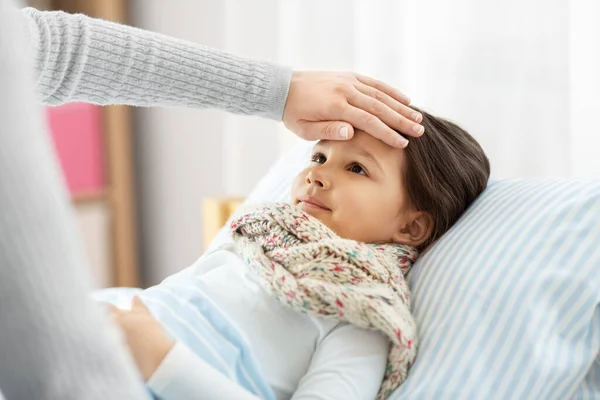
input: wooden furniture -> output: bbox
[36,0,139,288]
[202,197,244,250]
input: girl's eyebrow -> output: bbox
[315,141,384,174]
[355,148,384,173]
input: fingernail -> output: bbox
[411,112,422,123]
[413,125,424,135]
[402,95,411,104]
[339,126,349,139]
[398,137,409,148]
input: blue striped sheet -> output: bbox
[391,179,600,399]
[93,276,275,400]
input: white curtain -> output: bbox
[132,0,599,283]
[223,0,600,185]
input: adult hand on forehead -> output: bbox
[283,71,424,148]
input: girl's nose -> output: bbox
[305,168,330,189]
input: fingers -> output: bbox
[349,87,425,139]
[342,106,409,148]
[131,296,151,313]
[109,304,121,314]
[298,121,356,142]
[103,303,124,326]
[355,74,411,105]
[284,70,422,147]
[356,83,423,124]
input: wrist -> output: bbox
[268,64,293,122]
[143,337,175,381]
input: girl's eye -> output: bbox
[311,153,326,164]
[349,163,366,175]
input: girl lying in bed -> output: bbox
[97,108,490,400]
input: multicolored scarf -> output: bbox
[231,203,419,399]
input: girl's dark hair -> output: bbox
[403,108,490,250]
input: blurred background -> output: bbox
[21,0,599,288]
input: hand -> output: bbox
[283,71,424,148]
[108,297,174,381]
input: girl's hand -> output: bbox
[283,71,425,148]
[108,297,174,381]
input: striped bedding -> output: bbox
[392,178,600,399]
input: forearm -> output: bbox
[291,325,389,400]
[22,7,291,120]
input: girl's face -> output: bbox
[291,130,420,244]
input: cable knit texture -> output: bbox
[22,7,292,120]
[231,203,419,399]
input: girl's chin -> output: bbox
[294,206,340,234]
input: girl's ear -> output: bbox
[391,211,434,247]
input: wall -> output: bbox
[130,0,223,285]
[130,0,599,285]
[569,0,600,177]
[129,0,287,285]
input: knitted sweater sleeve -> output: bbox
[21,7,292,121]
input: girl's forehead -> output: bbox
[315,131,404,158]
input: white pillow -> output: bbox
[207,143,600,399]
[393,178,599,399]
[205,141,314,253]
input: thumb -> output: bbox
[301,121,355,141]
[131,296,151,313]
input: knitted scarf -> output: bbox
[231,203,419,400]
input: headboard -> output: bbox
[201,197,244,250]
